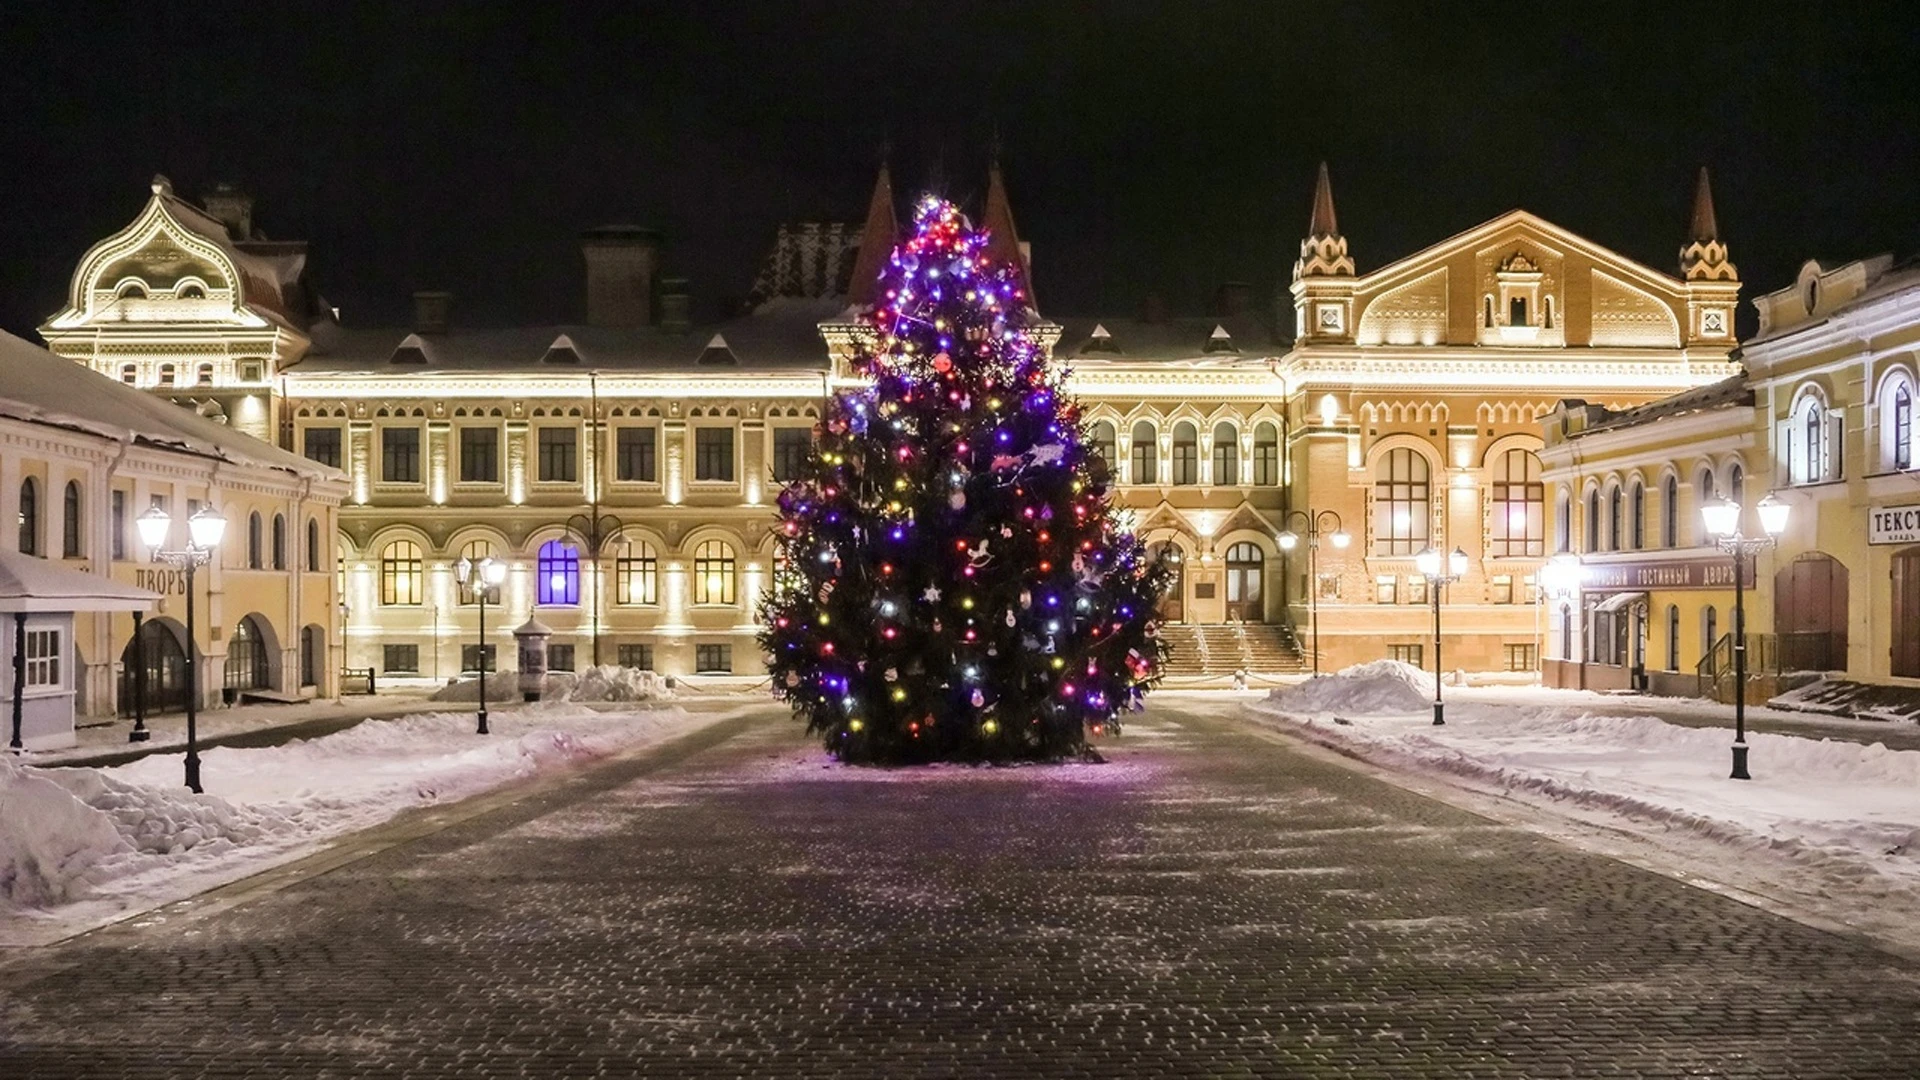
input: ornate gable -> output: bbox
[47,177,265,332]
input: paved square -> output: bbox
[3,699,1917,1077]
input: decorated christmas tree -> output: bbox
[760,195,1169,764]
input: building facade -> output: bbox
[44,166,1737,680]
[2,327,346,721]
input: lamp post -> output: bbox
[1414,545,1469,726]
[454,555,507,735]
[136,504,225,793]
[1701,493,1789,780]
[1276,510,1351,677]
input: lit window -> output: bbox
[1375,575,1398,604]
[380,540,423,606]
[1490,449,1543,557]
[693,539,736,605]
[24,628,61,687]
[538,540,580,605]
[617,541,659,605]
[1372,448,1429,556]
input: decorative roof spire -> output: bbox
[1293,161,1354,280]
[1680,166,1737,282]
[983,154,1035,309]
[845,157,897,307]
[1309,160,1339,238]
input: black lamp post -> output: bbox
[136,504,225,793]
[128,610,150,742]
[455,555,507,735]
[1700,494,1789,780]
[1414,545,1468,726]
[1276,509,1351,677]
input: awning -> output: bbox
[1593,591,1648,615]
[0,550,158,614]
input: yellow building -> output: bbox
[44,166,1738,681]
[1,328,346,724]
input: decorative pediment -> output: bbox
[1498,251,1540,275]
[1590,269,1681,348]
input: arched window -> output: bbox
[1882,377,1915,472]
[1789,391,1828,484]
[1666,604,1681,671]
[693,539,736,605]
[1088,421,1116,471]
[1483,295,1495,328]
[17,478,39,556]
[116,281,147,300]
[1372,448,1430,555]
[1728,463,1745,506]
[247,512,264,569]
[1129,421,1157,485]
[62,480,82,558]
[616,539,659,605]
[1170,422,1198,485]
[300,624,322,687]
[1490,449,1543,557]
[1252,422,1279,486]
[380,540,423,605]
[1662,474,1680,548]
[1509,296,1528,326]
[1584,488,1600,553]
[1211,422,1238,485]
[178,283,205,300]
[1629,480,1646,550]
[1224,541,1263,619]
[1606,484,1623,551]
[1542,295,1555,329]
[537,539,580,605]
[271,514,287,570]
[224,615,270,692]
[158,363,176,387]
[1703,606,1719,663]
[306,518,321,572]
[456,539,497,604]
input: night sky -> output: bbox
[3,1,1918,340]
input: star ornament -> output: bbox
[922,585,943,602]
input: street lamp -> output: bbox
[1538,554,1582,681]
[1414,545,1469,726]
[454,555,508,735]
[1276,510,1351,677]
[1701,493,1790,780]
[135,504,225,793]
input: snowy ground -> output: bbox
[0,701,718,946]
[1246,663,1920,954]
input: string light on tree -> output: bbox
[759,195,1170,764]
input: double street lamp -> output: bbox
[135,504,226,794]
[1414,545,1469,726]
[1276,510,1350,677]
[454,555,508,735]
[1700,493,1790,780]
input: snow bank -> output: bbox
[546,665,674,703]
[429,666,673,704]
[1247,696,1920,949]
[1265,659,1432,715]
[0,704,706,943]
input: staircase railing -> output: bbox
[1695,631,1785,699]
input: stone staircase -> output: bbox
[1156,623,1308,678]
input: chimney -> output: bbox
[659,278,692,333]
[413,290,453,335]
[203,182,255,238]
[1140,293,1169,324]
[1214,281,1252,316]
[581,226,662,327]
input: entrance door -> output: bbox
[1775,552,1849,671]
[120,621,189,715]
[1895,547,1920,678]
[225,615,270,693]
[1152,543,1185,622]
[1224,542,1264,622]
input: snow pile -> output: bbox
[1247,696,1920,949]
[1265,659,1433,715]
[0,704,708,943]
[429,671,522,703]
[546,665,674,703]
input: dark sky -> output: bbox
[4,1,1918,339]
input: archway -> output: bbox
[299,623,326,688]
[1774,552,1849,672]
[224,614,281,694]
[119,618,189,716]
[1894,546,1920,678]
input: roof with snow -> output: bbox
[0,550,156,613]
[0,329,343,482]
[1050,313,1286,366]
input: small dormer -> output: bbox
[1201,324,1238,354]
[1077,323,1122,356]
[389,332,431,365]
[542,333,582,364]
[697,332,738,366]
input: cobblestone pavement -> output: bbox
[4,700,1919,1078]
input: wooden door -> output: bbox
[1894,547,1920,678]
[1774,552,1849,671]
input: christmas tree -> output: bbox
[760,195,1169,764]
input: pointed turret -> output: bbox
[845,159,897,308]
[1293,161,1354,280]
[1680,167,1736,282]
[982,155,1036,310]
